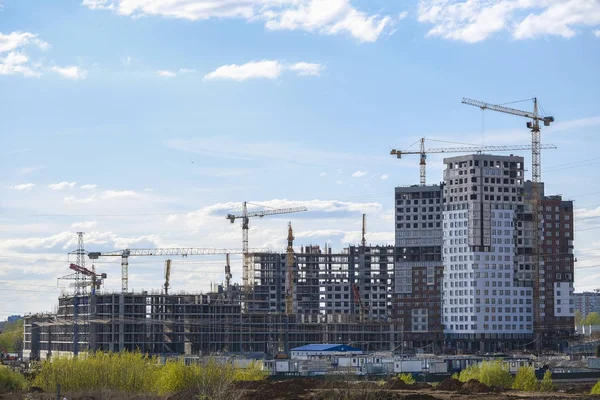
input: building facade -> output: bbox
[442,154,534,352]
[575,292,600,320]
[248,245,395,321]
[536,189,575,346]
[394,185,444,351]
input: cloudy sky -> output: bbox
[1,0,600,319]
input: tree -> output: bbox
[585,312,600,326]
[0,320,23,353]
[512,365,538,391]
[575,310,583,326]
[540,370,554,392]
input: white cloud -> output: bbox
[204,60,283,81]
[204,60,324,81]
[418,0,600,43]
[122,55,132,66]
[8,183,35,190]
[0,31,50,77]
[64,195,96,204]
[179,68,196,73]
[352,170,367,178]
[80,184,97,190]
[0,51,40,77]
[514,0,600,39]
[48,181,77,190]
[82,0,395,42]
[70,221,98,230]
[295,229,345,238]
[288,62,323,76]
[595,29,600,36]
[0,31,49,53]
[320,172,326,177]
[82,0,115,10]
[51,65,87,80]
[336,180,343,185]
[157,70,176,77]
[380,174,389,180]
[102,190,139,199]
[341,231,394,244]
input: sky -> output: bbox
[1,0,600,319]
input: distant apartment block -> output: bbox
[394,185,444,350]
[575,291,600,319]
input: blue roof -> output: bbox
[291,344,362,352]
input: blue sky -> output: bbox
[1,0,600,318]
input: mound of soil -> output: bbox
[460,379,492,393]
[402,394,439,400]
[409,382,432,390]
[433,377,463,391]
[384,378,409,390]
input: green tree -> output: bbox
[585,312,600,326]
[512,365,538,391]
[0,320,23,353]
[457,360,513,389]
[575,310,583,326]
[540,370,554,392]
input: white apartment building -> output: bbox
[442,154,533,352]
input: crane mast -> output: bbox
[164,259,171,295]
[285,223,295,315]
[225,253,232,288]
[462,97,555,351]
[226,201,307,289]
[391,139,556,186]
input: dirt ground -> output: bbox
[2,378,600,400]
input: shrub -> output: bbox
[592,380,600,395]
[457,360,513,389]
[32,351,266,395]
[0,366,27,392]
[398,373,415,385]
[540,370,554,392]
[512,365,537,391]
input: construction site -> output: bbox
[22,97,576,362]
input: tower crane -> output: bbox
[462,97,555,350]
[226,202,307,289]
[390,138,557,186]
[80,247,268,292]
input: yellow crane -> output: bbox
[226,202,307,289]
[390,138,556,186]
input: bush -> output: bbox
[457,360,513,389]
[512,365,537,391]
[540,370,554,392]
[592,380,600,395]
[32,351,266,395]
[398,373,415,385]
[0,366,27,392]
